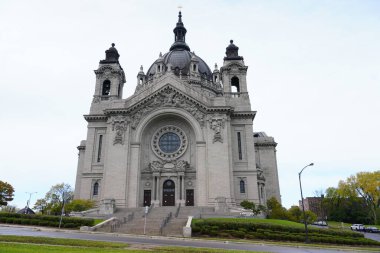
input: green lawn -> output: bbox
[0,236,265,253]
[93,219,105,225]
[0,235,128,248]
[0,243,131,253]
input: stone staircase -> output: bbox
[96,206,224,236]
[115,206,177,235]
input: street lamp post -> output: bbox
[298,163,314,243]
[25,192,37,214]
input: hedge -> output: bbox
[0,213,94,228]
[191,219,380,246]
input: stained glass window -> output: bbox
[159,132,181,153]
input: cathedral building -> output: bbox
[74,12,281,213]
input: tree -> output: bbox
[65,199,95,213]
[323,187,371,224]
[33,183,73,215]
[288,206,302,222]
[336,171,380,224]
[0,181,15,207]
[266,197,290,220]
[0,205,17,213]
[304,210,317,224]
[33,198,48,214]
[240,200,266,216]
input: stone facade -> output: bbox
[74,12,281,211]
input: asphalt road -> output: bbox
[0,225,377,253]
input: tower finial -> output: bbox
[178,11,182,22]
[170,9,190,51]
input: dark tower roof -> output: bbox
[169,11,190,51]
[100,43,120,64]
[224,40,244,60]
[146,12,212,80]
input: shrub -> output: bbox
[191,218,380,246]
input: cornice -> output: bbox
[255,141,277,147]
[230,111,256,120]
[83,114,108,122]
[206,106,233,113]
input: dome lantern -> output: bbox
[169,11,190,51]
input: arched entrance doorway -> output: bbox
[162,179,175,206]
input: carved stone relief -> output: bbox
[111,116,129,145]
[92,96,101,103]
[146,160,190,173]
[208,115,226,143]
[130,88,206,129]
[257,168,266,182]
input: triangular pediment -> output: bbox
[105,84,211,129]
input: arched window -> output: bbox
[193,64,196,72]
[93,182,99,196]
[231,76,240,92]
[102,80,111,95]
[240,180,245,193]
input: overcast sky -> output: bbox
[1,0,379,210]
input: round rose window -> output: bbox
[152,126,187,160]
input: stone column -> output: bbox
[127,143,140,207]
[152,176,156,201]
[181,175,185,202]
[176,175,180,205]
[196,141,207,206]
[156,175,161,206]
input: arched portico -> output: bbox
[127,108,207,207]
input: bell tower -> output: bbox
[220,40,248,95]
[93,43,126,102]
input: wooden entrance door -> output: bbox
[143,190,151,207]
[186,189,194,206]
[162,180,175,206]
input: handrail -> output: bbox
[175,203,181,218]
[159,212,172,235]
[124,212,134,223]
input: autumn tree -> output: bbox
[336,171,380,224]
[0,181,15,207]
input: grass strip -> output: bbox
[0,235,128,248]
[0,242,266,253]
[155,247,267,252]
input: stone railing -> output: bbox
[123,212,134,223]
[159,212,172,235]
[224,92,249,98]
[183,216,193,237]
[80,217,121,232]
[175,203,181,218]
